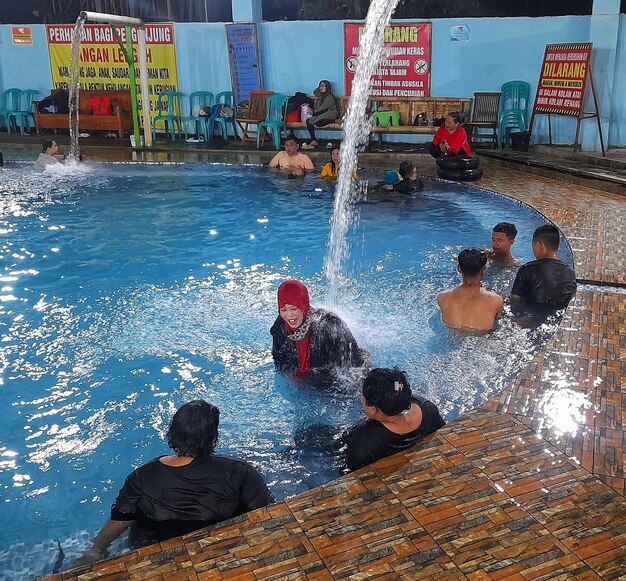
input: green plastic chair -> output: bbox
[182,91,214,142]
[0,88,22,133]
[497,81,530,148]
[256,94,289,149]
[151,91,185,141]
[9,89,40,135]
[211,91,238,141]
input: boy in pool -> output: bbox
[487,222,518,268]
[437,248,503,333]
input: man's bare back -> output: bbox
[437,286,503,332]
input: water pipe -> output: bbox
[80,11,153,148]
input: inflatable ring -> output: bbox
[437,168,484,181]
[436,156,479,170]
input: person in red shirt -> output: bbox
[428,112,472,158]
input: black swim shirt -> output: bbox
[511,258,576,308]
[343,395,445,472]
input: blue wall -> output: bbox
[0,15,623,149]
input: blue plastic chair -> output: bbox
[0,88,22,133]
[256,94,289,149]
[182,91,214,141]
[151,91,185,141]
[497,81,530,148]
[9,89,39,135]
[210,91,238,141]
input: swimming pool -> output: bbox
[0,162,572,577]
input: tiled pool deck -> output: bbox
[40,156,625,580]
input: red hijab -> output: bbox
[277,280,311,374]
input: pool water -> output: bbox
[0,162,571,577]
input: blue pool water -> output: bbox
[0,162,571,577]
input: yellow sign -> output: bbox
[46,24,179,119]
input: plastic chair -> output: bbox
[151,91,185,141]
[9,89,39,135]
[0,88,22,133]
[256,94,289,149]
[497,81,530,148]
[210,91,238,141]
[182,91,214,141]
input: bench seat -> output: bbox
[33,90,134,137]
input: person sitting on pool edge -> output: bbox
[488,222,518,268]
[343,367,445,471]
[270,279,368,378]
[383,161,424,193]
[428,112,471,159]
[267,136,314,177]
[73,400,274,567]
[34,140,62,170]
[511,224,577,309]
[437,248,504,333]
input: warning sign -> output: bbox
[532,43,592,116]
[344,23,431,98]
[12,27,32,45]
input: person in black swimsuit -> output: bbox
[343,368,445,471]
[511,224,577,309]
[73,400,274,566]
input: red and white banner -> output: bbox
[344,22,431,98]
[533,43,592,116]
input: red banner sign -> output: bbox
[344,22,431,98]
[12,27,32,45]
[533,43,592,116]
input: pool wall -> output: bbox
[0,12,625,150]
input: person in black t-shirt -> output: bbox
[73,400,274,566]
[511,224,577,309]
[343,368,445,472]
[382,160,424,193]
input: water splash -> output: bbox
[324,0,400,303]
[68,14,87,160]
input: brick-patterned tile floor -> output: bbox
[43,163,626,581]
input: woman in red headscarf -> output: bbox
[270,280,367,376]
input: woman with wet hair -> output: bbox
[343,368,445,471]
[74,400,274,566]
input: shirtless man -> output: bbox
[267,136,314,176]
[488,222,518,267]
[437,248,504,332]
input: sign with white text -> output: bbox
[344,22,431,98]
[532,43,592,116]
[46,23,179,117]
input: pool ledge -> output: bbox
[43,164,626,580]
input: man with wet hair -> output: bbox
[488,222,518,267]
[267,135,314,176]
[437,247,504,332]
[343,367,445,471]
[511,224,576,308]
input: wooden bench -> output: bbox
[286,96,472,143]
[33,90,134,137]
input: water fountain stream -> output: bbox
[68,14,87,160]
[324,0,401,303]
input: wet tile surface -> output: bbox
[40,161,625,581]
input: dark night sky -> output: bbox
[0,0,623,24]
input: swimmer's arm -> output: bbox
[303,157,315,170]
[72,519,133,567]
[267,154,280,168]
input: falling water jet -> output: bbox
[323,0,401,304]
[68,14,87,160]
